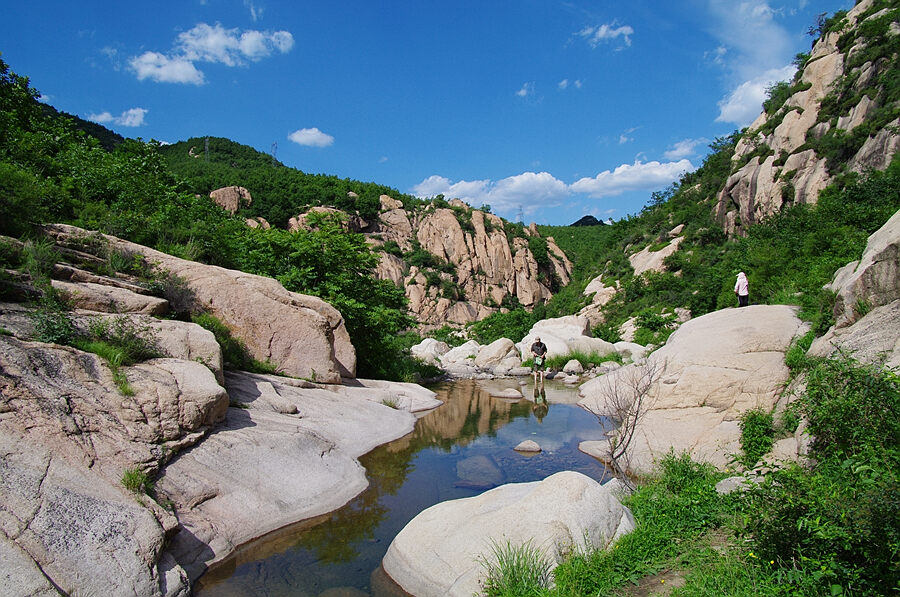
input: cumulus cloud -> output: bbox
[577,22,634,48]
[87,107,148,127]
[413,172,570,214]
[288,127,335,147]
[129,22,294,84]
[130,52,205,84]
[570,159,695,198]
[664,138,707,160]
[716,64,795,125]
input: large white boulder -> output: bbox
[159,371,439,581]
[440,340,481,365]
[517,315,615,362]
[579,305,806,475]
[410,338,451,365]
[475,338,519,367]
[383,471,634,597]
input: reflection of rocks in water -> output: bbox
[370,564,412,597]
[386,380,531,453]
[455,454,504,489]
[494,445,608,485]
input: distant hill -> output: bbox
[570,215,605,227]
[39,104,125,152]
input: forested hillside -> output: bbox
[160,137,424,226]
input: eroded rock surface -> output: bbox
[158,371,439,581]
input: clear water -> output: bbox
[196,378,613,597]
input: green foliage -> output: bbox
[121,467,152,494]
[30,300,76,345]
[159,136,420,225]
[429,325,467,348]
[799,356,900,457]
[479,539,553,597]
[191,313,276,374]
[784,329,816,372]
[738,408,775,469]
[742,357,900,596]
[467,307,542,345]
[553,452,727,595]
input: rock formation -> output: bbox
[808,207,900,367]
[715,0,900,235]
[382,471,634,597]
[365,197,572,327]
[209,186,252,215]
[0,227,443,595]
[44,224,355,383]
[579,305,807,475]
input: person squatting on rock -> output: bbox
[531,336,548,385]
[734,271,750,307]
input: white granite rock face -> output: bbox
[579,305,806,475]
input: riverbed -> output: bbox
[196,377,613,596]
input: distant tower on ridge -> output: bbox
[271,142,277,166]
[204,137,209,162]
[516,206,524,225]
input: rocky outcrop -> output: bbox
[579,305,807,475]
[715,0,900,235]
[159,371,439,581]
[826,207,900,328]
[45,224,355,383]
[382,471,634,597]
[209,186,252,214]
[808,208,900,366]
[366,199,572,327]
[0,333,229,596]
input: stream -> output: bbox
[196,377,613,596]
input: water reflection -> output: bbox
[197,379,612,597]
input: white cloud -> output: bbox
[570,159,695,198]
[559,79,583,90]
[288,127,334,147]
[716,64,795,125]
[577,23,634,48]
[516,82,534,97]
[245,0,262,22]
[619,134,632,144]
[413,172,570,214]
[705,1,799,125]
[129,22,294,84]
[664,138,707,160]
[130,52,205,84]
[87,107,148,127]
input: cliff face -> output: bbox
[367,196,572,328]
[715,0,900,235]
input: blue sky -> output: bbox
[1,0,851,226]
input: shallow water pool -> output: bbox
[196,378,613,596]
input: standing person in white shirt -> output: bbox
[734,272,750,307]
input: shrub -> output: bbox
[738,408,774,468]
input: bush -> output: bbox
[742,357,900,595]
[738,408,774,468]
